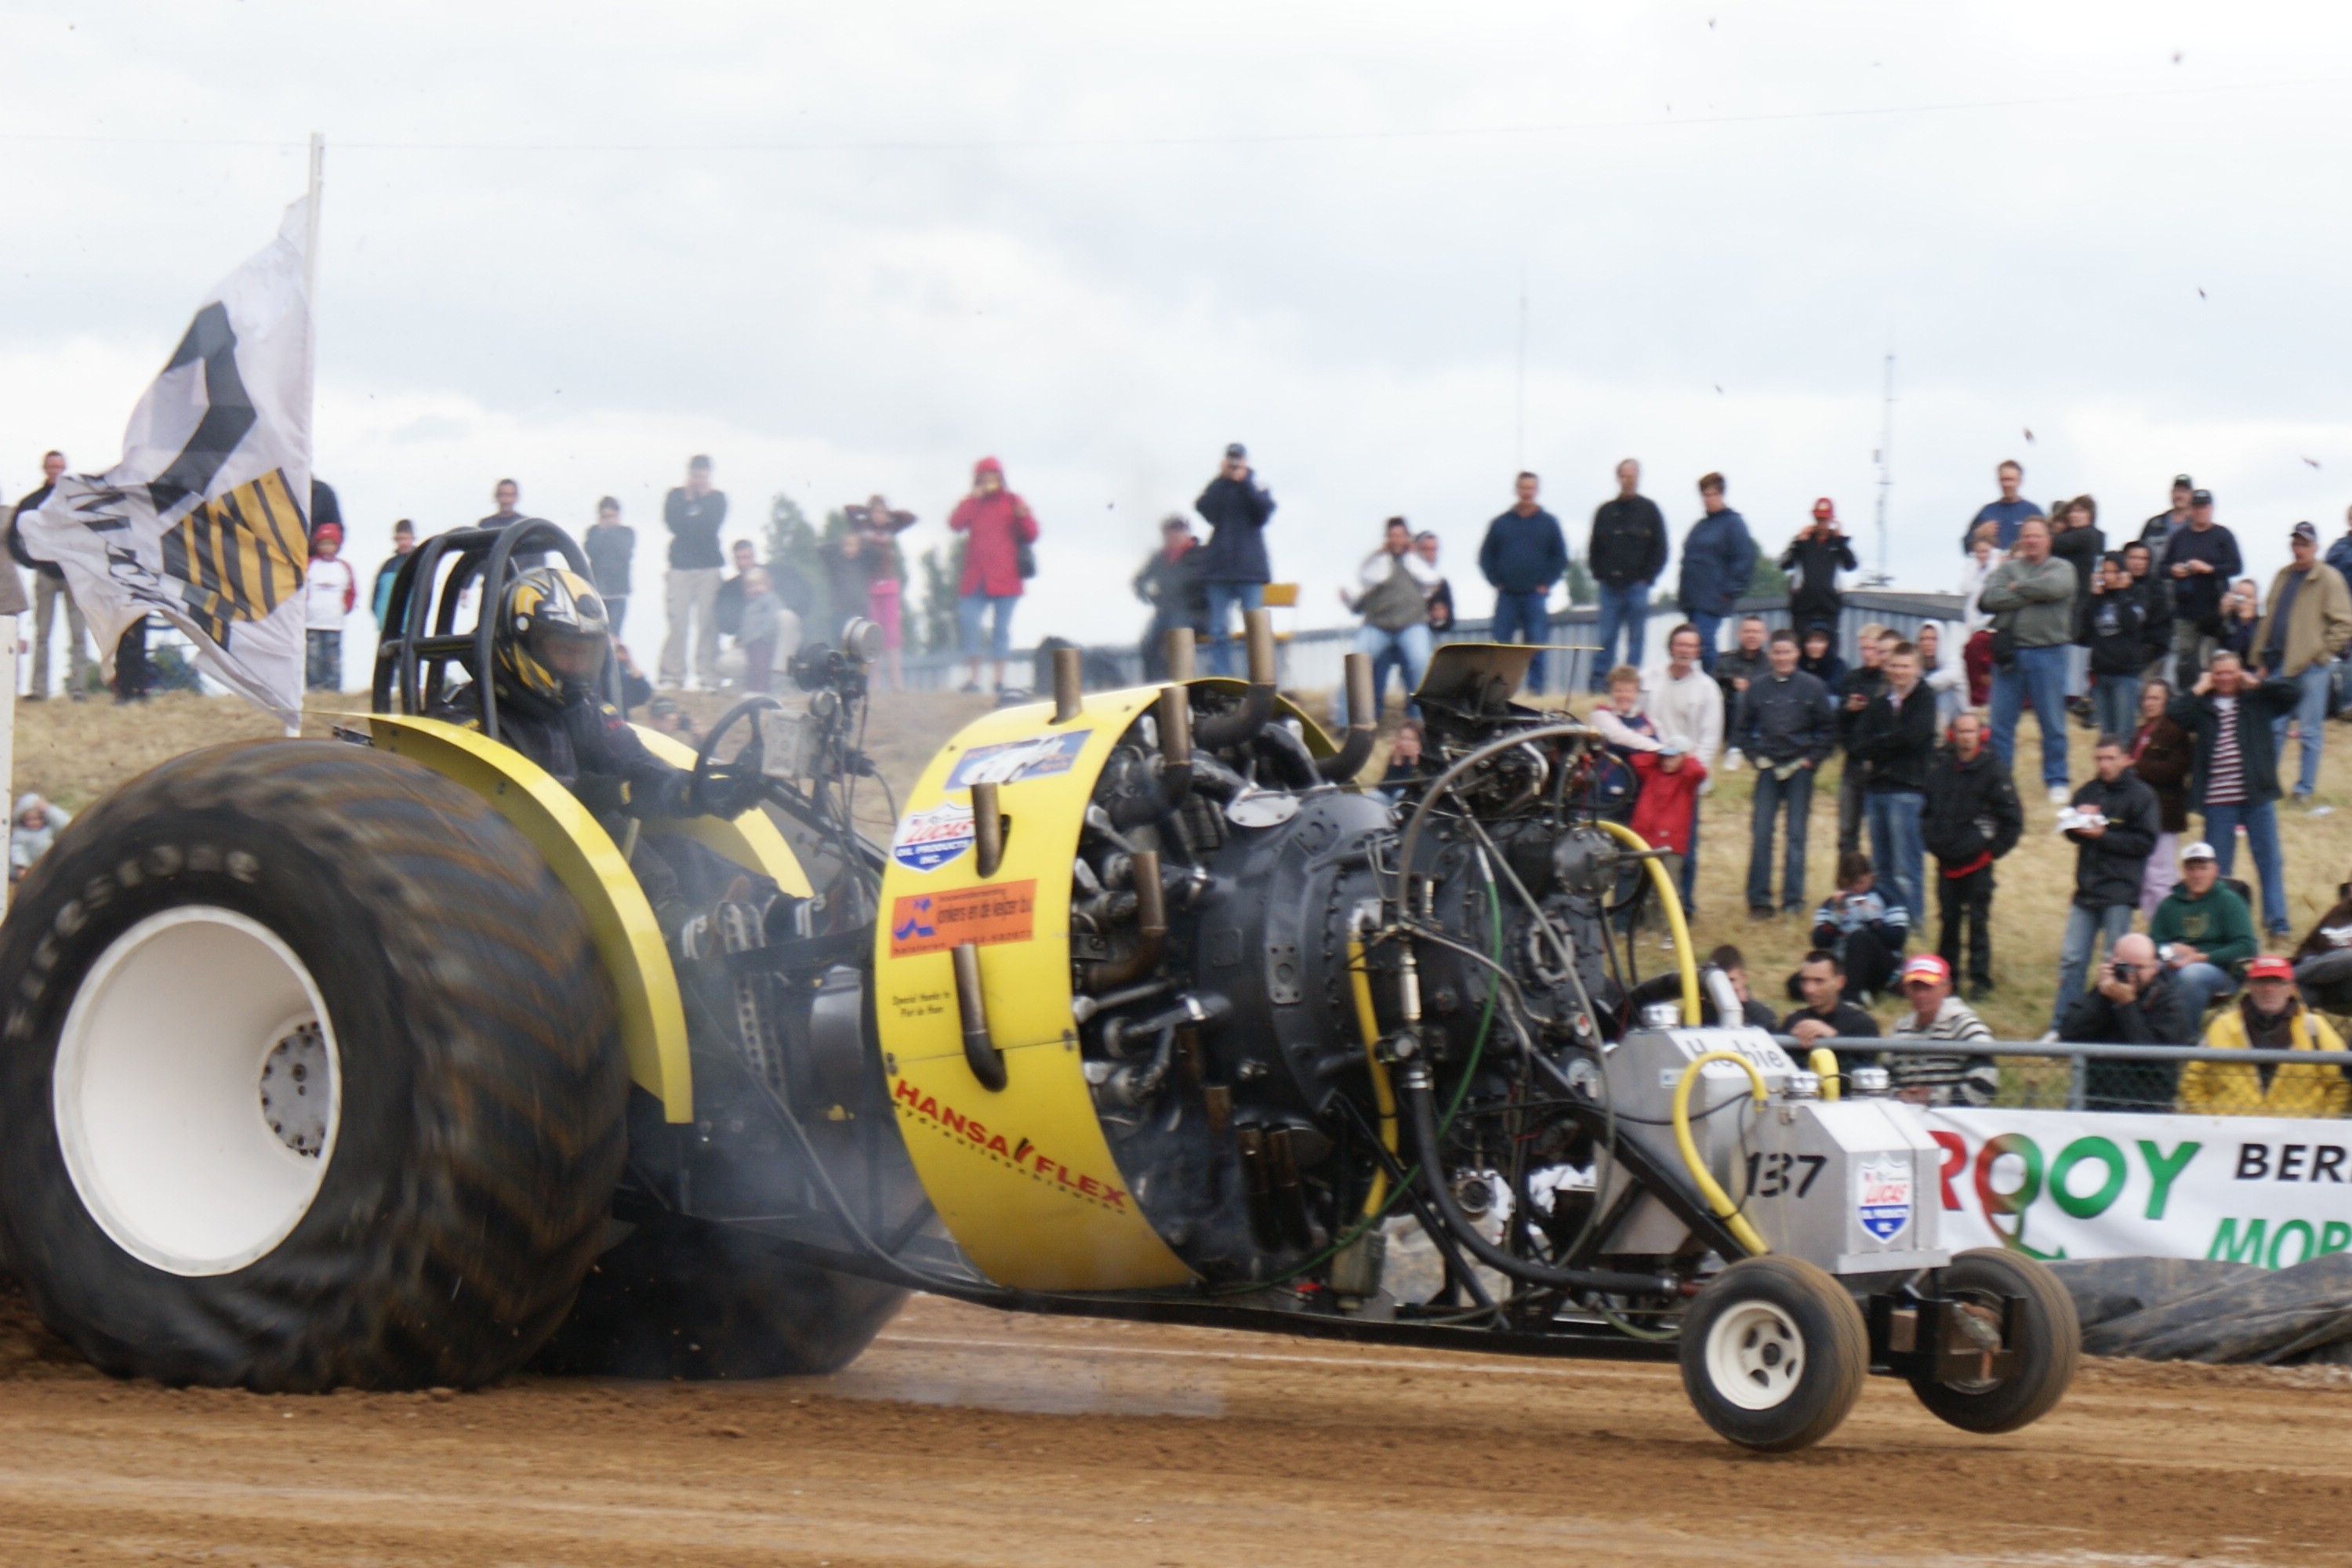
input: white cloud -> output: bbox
[3,0,2350,670]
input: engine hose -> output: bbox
[1669,1051,1771,1257]
[1344,936,1400,1218]
[1589,818,1700,1025]
[1400,1066,1678,1298]
[1809,1045,1842,1102]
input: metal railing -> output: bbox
[891,589,1967,697]
[1774,1037,2352,1118]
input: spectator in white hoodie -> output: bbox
[9,793,71,883]
[1915,619,1968,727]
[1646,622,1725,915]
[304,522,358,692]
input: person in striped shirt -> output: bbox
[1885,953,1998,1107]
[2168,651,2301,938]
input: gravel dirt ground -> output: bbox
[2,1285,2348,1566]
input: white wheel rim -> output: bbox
[1704,1298,1806,1410]
[53,907,342,1277]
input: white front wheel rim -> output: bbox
[1705,1299,1806,1410]
[53,907,342,1277]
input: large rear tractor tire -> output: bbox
[0,740,628,1391]
[535,1212,906,1379]
[1907,1247,2080,1434]
[1679,1255,1870,1452]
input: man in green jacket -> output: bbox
[2251,520,2352,803]
[2148,840,2258,1019]
[1980,517,2077,803]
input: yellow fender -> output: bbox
[876,682,1334,1290]
[366,715,697,1121]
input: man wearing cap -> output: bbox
[2047,735,2161,1038]
[1964,459,2039,553]
[2059,933,2196,1107]
[1980,516,2077,804]
[2138,475,2196,554]
[2169,651,2299,937]
[1193,443,1276,677]
[2147,840,2258,1019]
[2252,521,2352,803]
[2181,955,2351,1117]
[1884,953,1997,1107]
[1585,459,1668,688]
[2158,488,2241,688]
[1479,471,1566,694]
[1676,473,1756,673]
[1780,499,1856,637]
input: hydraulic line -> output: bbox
[1669,1051,1771,1257]
[1345,936,1400,1218]
[1590,818,1699,1025]
[1809,1045,1842,1101]
[1399,1062,1677,1298]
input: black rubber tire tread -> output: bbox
[1678,1254,1870,1453]
[1908,1247,2081,1434]
[534,1211,906,1379]
[0,739,627,1391]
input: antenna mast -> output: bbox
[1872,349,1895,583]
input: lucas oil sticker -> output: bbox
[1856,1153,1915,1243]
[944,730,1091,789]
[889,880,1036,956]
[891,802,975,873]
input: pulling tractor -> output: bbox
[0,521,2075,1450]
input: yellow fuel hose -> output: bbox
[1345,937,1400,1218]
[1591,818,1700,1024]
[1671,1051,1771,1257]
[1808,1045,1842,1102]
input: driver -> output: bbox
[441,566,769,946]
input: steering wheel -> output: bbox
[691,695,784,817]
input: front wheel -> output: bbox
[1907,1248,2079,1434]
[1679,1256,1869,1452]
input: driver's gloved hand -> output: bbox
[695,768,768,820]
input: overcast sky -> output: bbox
[5,2,2352,665]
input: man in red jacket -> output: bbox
[949,456,1040,695]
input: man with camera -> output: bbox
[2058,932,2195,1109]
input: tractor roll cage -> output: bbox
[371,521,625,743]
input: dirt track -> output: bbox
[5,1290,2351,1566]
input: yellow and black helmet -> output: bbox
[494,566,610,700]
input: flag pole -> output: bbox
[292,132,322,739]
[303,132,323,306]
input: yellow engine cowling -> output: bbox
[875,681,1336,1290]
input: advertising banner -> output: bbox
[1926,1109,2352,1269]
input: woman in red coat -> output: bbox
[949,456,1040,694]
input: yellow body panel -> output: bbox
[631,725,815,898]
[877,682,1338,1290]
[365,714,695,1122]
[875,688,1192,1290]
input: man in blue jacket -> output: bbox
[1478,471,1567,694]
[1676,472,1756,673]
[1963,458,2041,552]
[1192,442,1276,676]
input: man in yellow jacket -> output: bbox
[2181,954,2352,1117]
